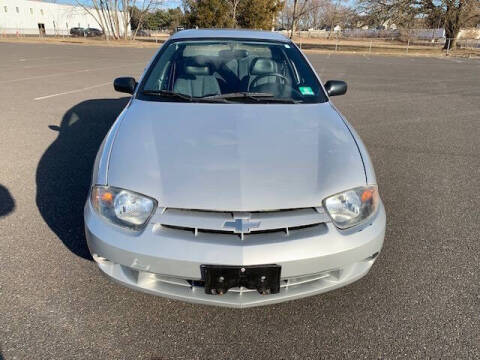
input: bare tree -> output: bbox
[278,2,293,30]
[73,0,108,36]
[290,0,305,37]
[442,0,480,48]
[281,0,349,36]
[289,0,319,37]
[74,0,162,39]
[228,0,241,28]
[358,0,480,49]
[130,0,162,39]
[327,0,340,38]
[305,0,330,29]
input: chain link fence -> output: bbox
[2,26,479,56]
[0,27,73,37]
[0,27,172,42]
[286,29,480,56]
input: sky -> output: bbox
[55,0,183,9]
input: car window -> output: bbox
[140,39,327,104]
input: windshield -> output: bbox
[138,39,328,104]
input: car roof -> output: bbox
[169,29,290,43]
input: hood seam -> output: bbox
[104,100,132,184]
[330,103,368,184]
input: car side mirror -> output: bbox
[324,80,347,97]
[114,77,137,94]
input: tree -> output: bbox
[236,0,284,29]
[183,0,284,29]
[358,0,480,49]
[302,0,331,29]
[167,7,186,30]
[279,0,351,37]
[130,1,163,39]
[140,8,184,31]
[289,0,311,37]
[74,0,163,40]
[183,0,234,28]
[129,6,142,30]
[228,0,242,27]
[442,0,480,48]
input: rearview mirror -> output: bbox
[324,80,347,97]
[114,77,136,94]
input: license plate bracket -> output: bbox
[201,265,281,295]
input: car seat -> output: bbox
[173,58,221,97]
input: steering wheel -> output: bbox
[248,73,290,92]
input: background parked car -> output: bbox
[135,29,150,37]
[70,27,85,37]
[85,28,103,37]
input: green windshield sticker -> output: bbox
[299,86,314,96]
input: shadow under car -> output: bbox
[36,97,129,260]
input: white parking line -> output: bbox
[0,61,144,84]
[34,82,111,100]
[22,60,83,69]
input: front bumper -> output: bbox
[85,201,386,308]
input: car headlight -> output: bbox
[90,186,156,229]
[323,186,379,229]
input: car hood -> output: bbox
[107,100,365,211]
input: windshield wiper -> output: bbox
[141,90,194,101]
[141,90,228,103]
[203,92,299,104]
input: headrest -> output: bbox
[218,50,234,59]
[180,55,213,75]
[250,58,276,75]
[219,49,249,59]
[184,65,210,75]
[234,50,248,58]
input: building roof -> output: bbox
[170,29,290,42]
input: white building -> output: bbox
[0,0,130,36]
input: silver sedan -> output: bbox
[85,29,386,308]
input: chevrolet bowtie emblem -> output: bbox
[223,216,260,234]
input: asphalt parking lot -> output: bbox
[0,41,479,359]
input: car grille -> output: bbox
[122,267,342,294]
[151,207,331,240]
